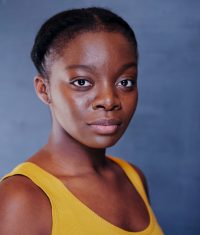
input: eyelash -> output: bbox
[70,79,92,87]
[70,78,136,89]
[116,79,136,88]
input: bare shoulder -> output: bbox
[129,163,150,201]
[0,175,52,234]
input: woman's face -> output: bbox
[48,31,138,149]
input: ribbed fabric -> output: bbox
[2,156,164,235]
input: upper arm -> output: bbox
[129,163,150,202]
[0,176,52,234]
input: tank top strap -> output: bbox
[107,156,149,204]
[1,162,72,235]
[2,162,64,198]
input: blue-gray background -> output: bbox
[0,0,199,234]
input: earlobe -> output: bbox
[34,75,51,105]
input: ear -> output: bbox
[34,75,51,105]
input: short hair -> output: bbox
[31,7,138,78]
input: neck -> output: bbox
[44,121,107,175]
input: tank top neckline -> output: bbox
[20,156,155,234]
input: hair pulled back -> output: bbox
[31,7,138,78]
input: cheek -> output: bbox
[122,91,138,115]
[51,85,90,121]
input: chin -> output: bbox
[83,135,121,149]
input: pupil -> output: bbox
[121,80,128,86]
[79,80,85,85]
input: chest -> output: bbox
[59,172,150,232]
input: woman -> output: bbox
[0,7,164,234]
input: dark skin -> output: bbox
[0,32,150,234]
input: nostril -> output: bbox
[92,102,121,111]
[92,104,105,110]
[113,104,121,111]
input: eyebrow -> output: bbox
[65,64,96,72]
[65,62,137,73]
[118,62,137,74]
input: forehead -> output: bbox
[49,31,137,74]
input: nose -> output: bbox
[92,85,121,111]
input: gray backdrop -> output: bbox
[0,0,199,234]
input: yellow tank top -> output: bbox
[2,157,164,235]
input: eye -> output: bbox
[116,79,136,88]
[71,78,92,87]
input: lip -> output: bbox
[88,119,122,135]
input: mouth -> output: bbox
[87,119,122,135]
